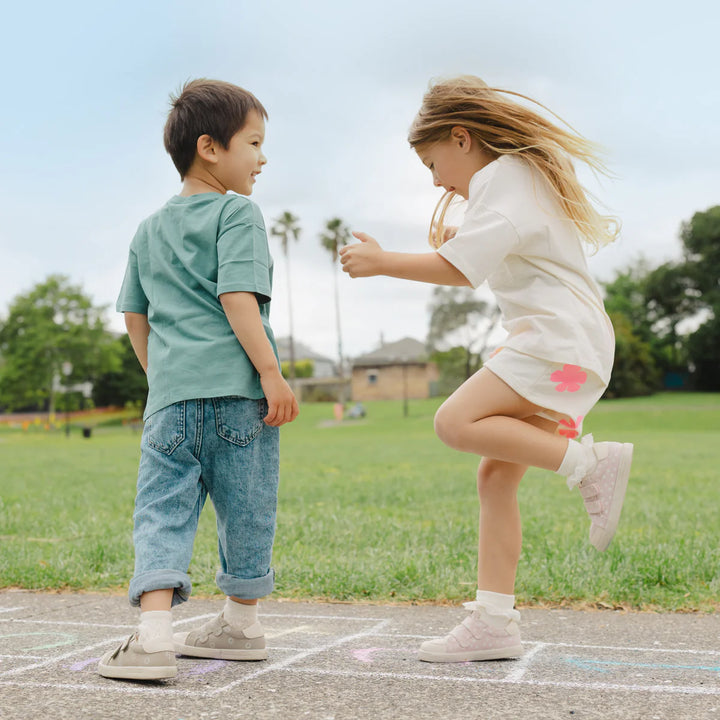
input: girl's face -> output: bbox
[416,128,493,199]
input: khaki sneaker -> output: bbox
[174,613,267,661]
[577,440,633,551]
[418,603,523,663]
[97,633,177,680]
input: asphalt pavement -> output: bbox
[1,590,719,720]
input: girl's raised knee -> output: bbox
[433,404,461,449]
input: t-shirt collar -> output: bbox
[467,154,517,201]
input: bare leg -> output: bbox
[140,589,174,612]
[476,416,559,594]
[476,458,526,594]
[434,368,568,470]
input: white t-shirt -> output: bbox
[437,154,615,384]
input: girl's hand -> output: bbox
[339,232,385,278]
[443,226,458,243]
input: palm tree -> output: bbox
[319,217,351,389]
[270,211,301,384]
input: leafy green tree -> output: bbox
[610,206,720,392]
[603,259,692,389]
[92,334,148,408]
[430,346,473,396]
[686,314,720,391]
[681,205,720,308]
[270,211,301,382]
[0,275,119,412]
[281,359,314,379]
[319,217,351,382]
[679,206,720,390]
[603,261,653,336]
[427,286,501,383]
[604,312,661,397]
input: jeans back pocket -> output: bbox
[213,397,266,447]
[145,401,186,455]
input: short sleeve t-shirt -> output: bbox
[437,155,615,384]
[116,193,277,419]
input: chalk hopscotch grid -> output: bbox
[0,607,719,698]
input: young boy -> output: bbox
[98,79,299,680]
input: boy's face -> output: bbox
[214,110,267,195]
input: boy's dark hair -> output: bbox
[163,79,268,179]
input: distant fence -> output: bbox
[0,406,130,427]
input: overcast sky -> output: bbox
[1,0,719,362]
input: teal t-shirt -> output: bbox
[116,193,277,420]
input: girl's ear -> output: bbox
[196,134,218,164]
[451,126,472,152]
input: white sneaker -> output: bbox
[418,603,523,663]
[173,613,267,661]
[576,438,633,551]
[97,633,177,680]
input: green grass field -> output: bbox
[1,393,718,611]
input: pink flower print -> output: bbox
[551,364,587,392]
[558,416,583,439]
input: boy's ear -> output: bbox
[196,134,219,164]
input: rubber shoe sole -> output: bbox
[589,443,633,551]
[173,636,267,661]
[418,643,523,663]
[97,661,177,680]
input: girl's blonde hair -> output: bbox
[408,76,620,251]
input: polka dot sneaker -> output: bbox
[576,439,633,552]
[173,613,267,661]
[418,603,523,663]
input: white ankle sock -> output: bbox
[138,610,174,652]
[223,598,258,629]
[557,438,597,487]
[475,590,521,624]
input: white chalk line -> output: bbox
[0,616,394,698]
[261,611,388,622]
[0,679,206,697]
[0,612,214,679]
[386,635,720,657]
[1,613,214,631]
[1,610,719,698]
[284,666,720,696]
[504,642,547,682]
[0,637,129,678]
[204,618,392,696]
[4,619,136,630]
[539,640,720,657]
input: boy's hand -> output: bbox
[339,232,385,278]
[260,369,299,426]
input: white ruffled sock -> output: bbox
[474,590,521,625]
[137,610,174,652]
[557,435,598,488]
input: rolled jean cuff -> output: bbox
[216,567,275,600]
[129,570,192,608]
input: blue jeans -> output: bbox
[129,397,280,607]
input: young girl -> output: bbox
[339,76,632,664]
